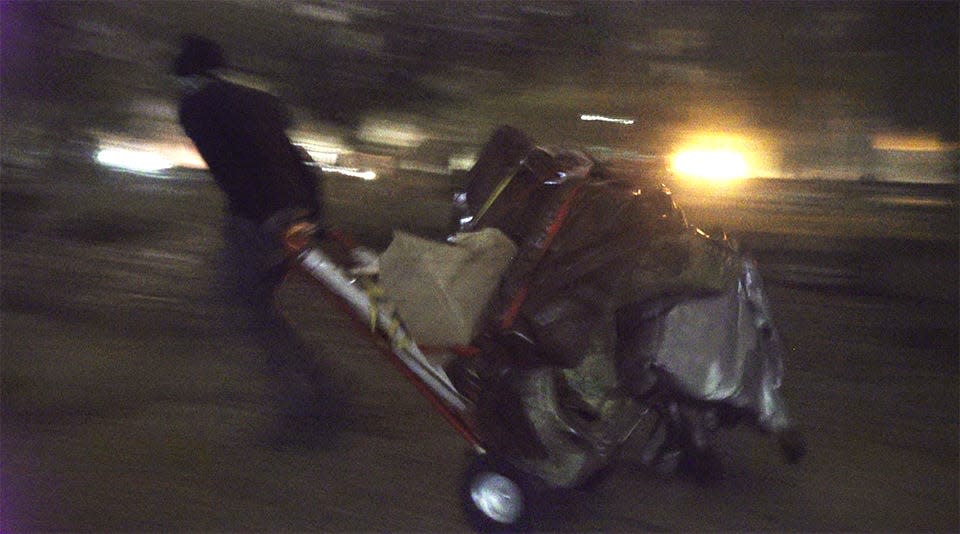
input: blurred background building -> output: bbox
[2,0,957,183]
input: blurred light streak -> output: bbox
[449,154,478,171]
[358,119,426,148]
[291,131,351,166]
[294,141,341,165]
[397,160,446,174]
[304,150,340,165]
[95,147,172,173]
[292,2,351,23]
[580,114,635,125]
[317,165,377,180]
[872,133,955,152]
[167,145,208,170]
[96,133,208,170]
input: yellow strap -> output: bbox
[360,273,411,350]
[368,301,378,332]
[364,284,384,298]
[386,317,400,338]
[360,279,382,331]
[471,166,519,228]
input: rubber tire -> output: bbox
[460,453,543,532]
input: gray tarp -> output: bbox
[648,257,789,432]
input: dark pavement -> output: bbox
[2,163,957,532]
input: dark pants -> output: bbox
[219,215,332,419]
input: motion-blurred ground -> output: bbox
[2,161,957,531]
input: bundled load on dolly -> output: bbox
[377,125,798,491]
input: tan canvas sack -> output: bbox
[379,228,517,345]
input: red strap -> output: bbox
[328,228,357,249]
[499,285,529,329]
[499,181,586,329]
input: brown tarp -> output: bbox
[465,126,740,370]
[454,127,791,487]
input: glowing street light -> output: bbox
[670,148,749,183]
[668,130,772,185]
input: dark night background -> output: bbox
[2,1,958,179]
[1,2,958,532]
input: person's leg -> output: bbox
[221,216,349,445]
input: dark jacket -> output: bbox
[179,78,321,224]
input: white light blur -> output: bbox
[449,154,478,171]
[358,118,425,148]
[580,114,635,125]
[292,2,351,23]
[321,165,377,180]
[95,147,173,173]
[294,138,343,165]
[307,150,340,165]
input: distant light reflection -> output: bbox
[580,114,635,125]
[872,133,954,153]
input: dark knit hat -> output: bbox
[173,34,225,76]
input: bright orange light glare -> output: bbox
[670,149,749,182]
